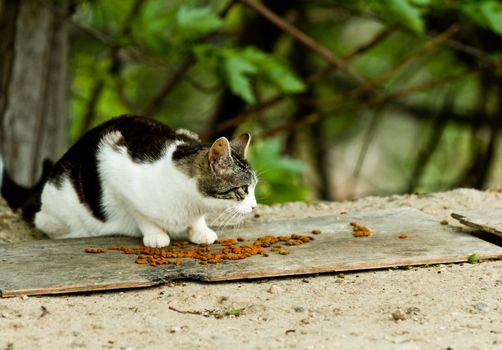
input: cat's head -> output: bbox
[197,134,257,214]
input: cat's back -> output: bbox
[55,116,190,172]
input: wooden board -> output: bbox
[452,211,502,240]
[1,207,502,297]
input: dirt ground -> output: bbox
[1,188,502,350]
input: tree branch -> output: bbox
[315,25,459,107]
[405,93,453,193]
[200,27,393,138]
[141,0,238,118]
[241,0,366,84]
[79,0,145,136]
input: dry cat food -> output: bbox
[399,234,408,239]
[350,221,371,237]
[84,233,316,267]
[84,248,105,253]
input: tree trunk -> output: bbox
[0,0,69,186]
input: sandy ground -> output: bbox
[1,188,502,350]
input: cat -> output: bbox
[1,115,258,247]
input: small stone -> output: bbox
[473,303,489,313]
[267,285,284,294]
[406,307,421,316]
[170,326,182,333]
[294,306,305,313]
[218,296,229,304]
[391,309,409,321]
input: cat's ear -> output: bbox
[230,133,251,159]
[209,137,232,175]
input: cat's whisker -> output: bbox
[255,168,270,179]
[216,207,238,232]
[210,207,233,226]
[220,209,240,231]
[235,213,245,229]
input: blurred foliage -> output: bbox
[248,139,310,204]
[67,0,502,203]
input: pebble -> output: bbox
[391,309,408,321]
[170,326,182,333]
[473,303,489,313]
[267,285,284,294]
[294,306,305,313]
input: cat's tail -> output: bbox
[1,157,54,221]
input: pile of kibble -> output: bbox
[350,221,371,237]
[84,231,321,267]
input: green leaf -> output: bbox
[241,48,306,94]
[176,6,224,36]
[192,46,304,103]
[385,0,425,34]
[222,54,258,104]
[480,1,502,37]
[460,0,502,38]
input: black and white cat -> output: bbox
[1,115,257,247]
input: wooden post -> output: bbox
[0,0,69,186]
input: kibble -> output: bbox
[84,232,316,267]
[350,221,371,237]
[84,248,105,253]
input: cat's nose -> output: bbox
[251,204,257,210]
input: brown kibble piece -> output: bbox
[311,229,321,235]
[350,221,371,237]
[440,220,448,225]
[84,248,105,253]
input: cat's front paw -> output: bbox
[143,231,171,248]
[188,226,218,244]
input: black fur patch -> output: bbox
[1,159,54,223]
[172,142,209,161]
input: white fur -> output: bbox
[176,128,200,140]
[34,132,257,247]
